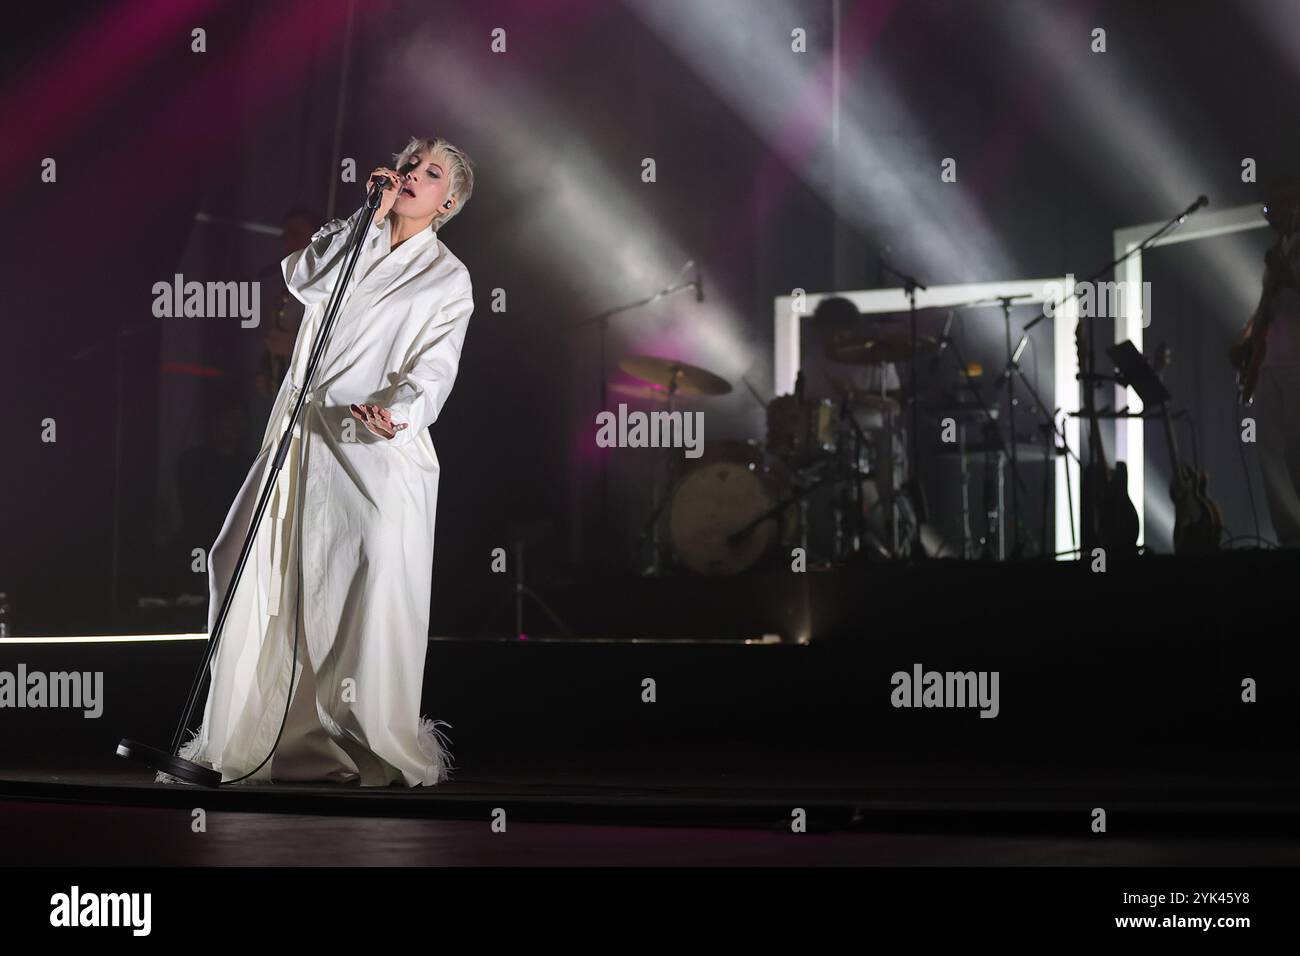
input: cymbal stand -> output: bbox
[636,371,682,575]
[877,255,928,558]
[958,422,974,558]
[571,263,698,558]
[997,296,1025,557]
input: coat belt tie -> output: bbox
[267,384,304,617]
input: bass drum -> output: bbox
[668,441,788,575]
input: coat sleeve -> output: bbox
[377,288,475,448]
[280,206,383,306]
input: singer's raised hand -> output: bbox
[369,166,402,225]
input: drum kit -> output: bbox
[621,306,1029,576]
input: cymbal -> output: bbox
[617,356,732,396]
[825,330,937,365]
[609,382,676,404]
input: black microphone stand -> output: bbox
[116,184,386,786]
[877,255,928,558]
[571,263,698,564]
[943,293,1081,560]
[1055,195,1206,554]
[996,296,1024,557]
[996,318,1082,559]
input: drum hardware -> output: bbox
[924,292,1055,560]
[923,389,1002,556]
[609,382,676,403]
[869,256,931,559]
[763,366,898,563]
[616,355,733,397]
[979,421,1008,560]
[930,429,1044,560]
[669,441,792,575]
[622,283,1089,572]
[993,296,1031,558]
[816,289,940,559]
[824,329,938,366]
[935,438,1046,457]
[620,359,731,575]
[959,420,974,558]
[571,261,711,558]
[843,389,908,559]
[832,392,879,559]
[723,458,873,568]
[739,374,771,412]
[613,355,735,575]
[993,307,1077,561]
[935,295,1013,556]
[840,390,901,414]
[921,399,998,422]
[766,393,839,465]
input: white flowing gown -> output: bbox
[158,206,474,786]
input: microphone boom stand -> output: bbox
[571,266,699,562]
[117,186,386,786]
[877,256,928,558]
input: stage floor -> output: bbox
[3,760,1298,866]
[5,552,1298,865]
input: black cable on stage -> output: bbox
[220,431,306,786]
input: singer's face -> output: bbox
[393,148,453,220]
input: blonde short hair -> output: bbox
[392,136,475,231]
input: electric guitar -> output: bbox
[1233,211,1300,404]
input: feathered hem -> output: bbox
[416,717,456,786]
[153,718,455,787]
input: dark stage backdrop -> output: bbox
[2,0,1298,634]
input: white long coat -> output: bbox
[162,206,474,786]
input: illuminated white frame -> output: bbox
[1111,202,1266,547]
[774,279,1081,558]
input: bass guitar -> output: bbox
[1158,402,1222,553]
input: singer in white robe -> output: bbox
[160,143,476,786]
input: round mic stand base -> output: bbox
[116,737,222,787]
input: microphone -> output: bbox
[695,263,704,302]
[368,173,395,204]
[930,309,955,368]
[1178,194,1209,221]
[994,334,1029,389]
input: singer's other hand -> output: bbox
[350,403,408,440]
[369,166,402,226]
